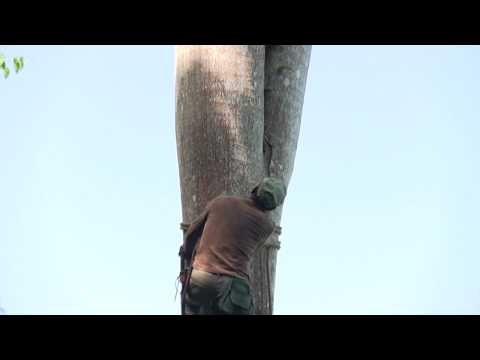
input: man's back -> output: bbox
[193,195,275,280]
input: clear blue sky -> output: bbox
[1,45,479,315]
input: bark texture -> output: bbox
[252,45,312,314]
[175,45,311,314]
[176,46,265,223]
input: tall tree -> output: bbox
[175,45,311,314]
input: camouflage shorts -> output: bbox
[185,268,254,315]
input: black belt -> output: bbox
[194,268,246,280]
[209,271,226,277]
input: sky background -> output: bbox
[1,45,479,315]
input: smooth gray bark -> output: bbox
[253,45,312,314]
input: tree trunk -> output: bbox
[175,45,311,315]
[251,45,312,314]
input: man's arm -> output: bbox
[182,203,211,263]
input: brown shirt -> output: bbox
[183,195,275,281]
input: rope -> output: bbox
[263,226,281,249]
[180,222,190,232]
[264,226,281,314]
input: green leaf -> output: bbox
[0,53,5,68]
[14,57,20,73]
[13,57,24,73]
[3,66,10,79]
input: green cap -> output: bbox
[254,177,287,210]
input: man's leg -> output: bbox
[184,269,224,315]
[184,281,203,315]
[215,276,254,315]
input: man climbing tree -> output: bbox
[176,45,311,315]
[179,177,286,315]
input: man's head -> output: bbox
[251,177,287,211]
